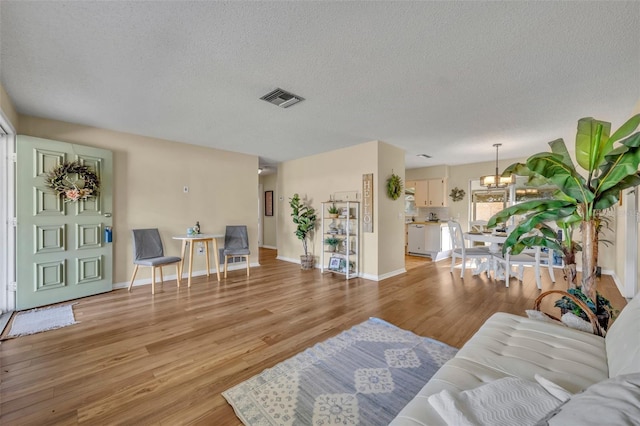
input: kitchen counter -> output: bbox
[406,221,445,225]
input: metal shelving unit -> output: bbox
[320,201,359,279]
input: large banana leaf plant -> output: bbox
[488,114,640,303]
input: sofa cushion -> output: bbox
[390,357,515,425]
[428,377,563,426]
[536,373,640,425]
[605,293,640,377]
[390,313,609,425]
[454,313,608,392]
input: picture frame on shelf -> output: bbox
[338,258,347,273]
[328,256,341,271]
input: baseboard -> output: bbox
[261,245,277,250]
[366,268,407,281]
[115,262,260,290]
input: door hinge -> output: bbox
[10,217,17,227]
[9,282,17,291]
[10,153,16,163]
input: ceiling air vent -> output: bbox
[260,88,304,108]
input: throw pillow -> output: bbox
[534,374,572,402]
[525,310,558,323]
[428,377,563,426]
[560,312,595,333]
[536,373,640,426]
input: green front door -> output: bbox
[16,136,113,310]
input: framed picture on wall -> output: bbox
[265,190,274,216]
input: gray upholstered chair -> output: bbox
[223,225,250,278]
[128,228,181,294]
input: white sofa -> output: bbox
[390,293,640,425]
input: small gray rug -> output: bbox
[223,317,458,425]
[4,304,77,339]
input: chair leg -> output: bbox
[128,265,139,291]
[245,255,250,277]
[176,264,181,287]
[224,255,229,278]
[450,253,455,274]
[159,266,164,284]
[151,266,156,295]
[504,261,510,288]
[535,263,542,290]
[460,254,466,278]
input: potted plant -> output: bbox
[324,236,342,252]
[289,193,317,270]
[554,287,618,331]
[327,203,340,218]
[488,114,640,329]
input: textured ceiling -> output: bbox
[1,1,639,170]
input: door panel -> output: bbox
[16,136,113,310]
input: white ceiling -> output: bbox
[1,1,638,170]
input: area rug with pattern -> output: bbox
[222,317,458,425]
[2,303,78,339]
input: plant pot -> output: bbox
[300,254,315,270]
[329,214,339,218]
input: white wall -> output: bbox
[259,173,278,248]
[276,140,405,280]
[18,115,259,285]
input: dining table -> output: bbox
[464,231,508,252]
[173,233,224,287]
[463,231,508,276]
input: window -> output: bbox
[471,189,508,221]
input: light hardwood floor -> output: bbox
[0,248,627,425]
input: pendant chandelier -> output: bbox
[480,143,515,188]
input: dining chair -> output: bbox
[223,225,250,278]
[447,220,492,278]
[492,246,542,289]
[128,228,182,294]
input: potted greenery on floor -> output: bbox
[488,114,640,330]
[289,193,317,270]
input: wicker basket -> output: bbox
[534,290,604,337]
[300,254,315,270]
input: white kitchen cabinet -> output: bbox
[410,179,448,207]
[414,180,429,207]
[427,178,447,207]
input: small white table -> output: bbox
[173,234,224,287]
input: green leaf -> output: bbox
[526,153,594,203]
[594,173,640,210]
[548,138,576,169]
[503,161,550,186]
[487,199,571,228]
[619,131,640,148]
[575,117,611,172]
[596,145,640,193]
[608,114,640,145]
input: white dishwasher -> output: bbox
[407,224,428,255]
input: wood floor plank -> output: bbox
[0,248,627,424]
